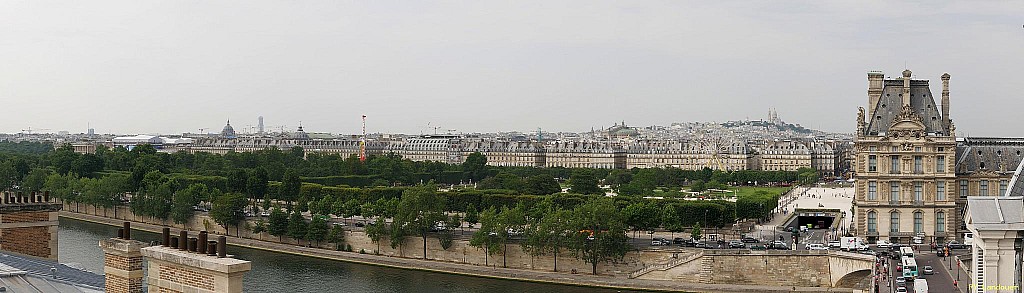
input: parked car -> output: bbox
[912,236,924,244]
[741,237,760,243]
[750,244,768,250]
[947,241,968,249]
[895,276,906,286]
[771,241,788,250]
[728,240,745,248]
[673,237,687,245]
[694,242,710,248]
[828,241,841,248]
[923,266,934,275]
[651,238,671,246]
[806,243,828,250]
[875,240,892,249]
[860,250,877,256]
[895,287,907,293]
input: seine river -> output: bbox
[58,218,638,293]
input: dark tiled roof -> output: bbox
[865,79,946,136]
[955,138,1024,174]
[0,253,104,291]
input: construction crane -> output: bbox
[360,115,368,161]
[21,127,51,134]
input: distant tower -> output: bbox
[87,123,95,136]
[360,115,367,162]
[258,116,264,135]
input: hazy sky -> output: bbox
[1,1,1022,136]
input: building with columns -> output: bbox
[853,70,958,244]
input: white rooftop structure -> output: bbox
[964,156,1024,292]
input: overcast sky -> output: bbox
[1,1,1021,137]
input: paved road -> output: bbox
[876,246,969,293]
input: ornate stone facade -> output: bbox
[853,70,957,244]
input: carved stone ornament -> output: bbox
[857,107,866,133]
[892,104,923,124]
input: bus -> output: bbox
[899,246,915,258]
[902,257,919,278]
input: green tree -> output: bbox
[287,210,308,244]
[690,179,707,192]
[394,186,447,259]
[306,215,329,247]
[464,204,479,228]
[691,222,702,241]
[210,192,247,236]
[268,207,288,242]
[463,152,488,182]
[22,168,50,192]
[661,204,682,238]
[495,204,527,267]
[567,197,630,275]
[523,207,571,272]
[568,170,601,195]
[469,207,501,266]
[280,168,301,202]
[524,174,561,195]
[328,224,346,250]
[251,220,266,240]
[171,184,207,228]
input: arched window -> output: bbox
[936,212,945,233]
[913,211,923,234]
[890,212,900,233]
[867,211,877,233]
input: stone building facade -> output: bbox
[853,70,958,244]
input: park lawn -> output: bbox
[730,186,790,198]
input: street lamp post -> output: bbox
[703,209,708,244]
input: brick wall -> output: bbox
[1,226,51,258]
[106,274,143,293]
[1,211,50,223]
[104,253,143,272]
[158,264,216,291]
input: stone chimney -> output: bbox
[99,222,147,293]
[901,69,912,107]
[867,71,884,115]
[0,191,62,259]
[941,72,951,133]
[141,233,251,293]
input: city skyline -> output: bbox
[1,2,1022,136]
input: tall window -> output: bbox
[891,156,900,174]
[960,180,968,198]
[868,211,877,233]
[936,156,945,173]
[936,181,946,201]
[868,181,877,200]
[914,182,923,203]
[913,212,923,234]
[890,182,900,204]
[914,156,923,173]
[868,155,877,172]
[1000,180,1008,196]
[890,212,900,233]
[981,180,989,196]
[936,212,945,234]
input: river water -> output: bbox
[58,218,638,293]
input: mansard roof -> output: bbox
[955,137,1024,174]
[865,79,946,136]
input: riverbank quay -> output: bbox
[60,211,862,293]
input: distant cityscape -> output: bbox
[3,110,854,177]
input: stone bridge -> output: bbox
[631,249,875,289]
[699,250,874,288]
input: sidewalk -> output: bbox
[62,211,861,293]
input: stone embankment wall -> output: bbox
[700,250,832,287]
[64,204,687,277]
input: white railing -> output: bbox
[628,251,703,279]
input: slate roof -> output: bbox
[955,137,1024,174]
[0,253,104,292]
[966,196,1024,230]
[865,79,946,136]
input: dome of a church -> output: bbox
[292,125,310,140]
[221,120,236,138]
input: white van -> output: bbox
[963,232,974,246]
